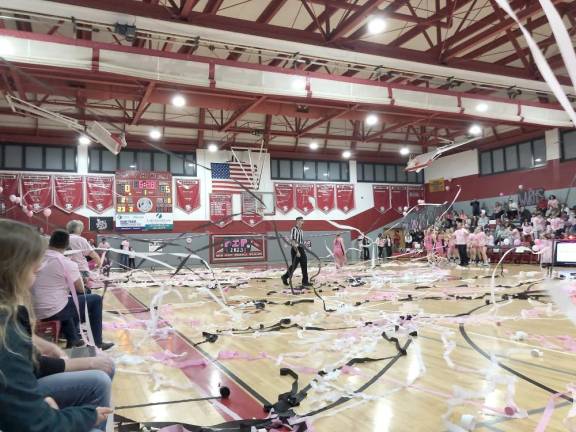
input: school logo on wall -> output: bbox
[89,216,114,232]
[210,234,266,263]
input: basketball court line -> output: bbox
[109,287,267,422]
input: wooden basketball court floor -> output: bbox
[100,261,576,432]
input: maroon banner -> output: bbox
[211,234,266,263]
[336,184,355,213]
[241,192,264,227]
[21,175,52,213]
[274,183,294,214]
[209,192,233,228]
[294,183,315,215]
[373,185,390,214]
[0,174,19,216]
[407,186,425,208]
[391,185,408,212]
[315,184,335,214]
[53,175,83,213]
[85,176,114,214]
[175,179,200,213]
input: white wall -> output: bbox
[424,129,561,184]
[423,149,479,183]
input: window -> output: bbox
[356,162,422,184]
[270,159,350,182]
[562,130,576,160]
[0,144,76,172]
[88,148,196,176]
[479,136,546,176]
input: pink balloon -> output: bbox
[43,208,52,218]
[9,194,16,203]
[534,239,542,246]
[27,210,33,218]
[499,192,504,196]
[0,186,3,194]
[445,185,450,191]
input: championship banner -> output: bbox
[175,178,201,213]
[85,176,114,214]
[274,183,294,214]
[211,234,266,263]
[294,183,315,215]
[407,186,425,208]
[315,183,335,213]
[0,174,19,216]
[53,175,83,213]
[428,178,445,193]
[21,175,52,213]
[390,185,408,212]
[372,185,390,214]
[336,184,355,213]
[241,192,264,227]
[209,192,233,228]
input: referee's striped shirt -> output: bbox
[290,226,304,246]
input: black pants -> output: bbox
[283,247,309,284]
[378,246,384,258]
[386,246,393,258]
[362,246,370,261]
[128,258,135,269]
[457,244,469,266]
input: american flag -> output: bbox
[211,162,258,193]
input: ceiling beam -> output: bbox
[365,118,430,142]
[131,82,156,125]
[442,0,562,61]
[203,0,224,14]
[220,96,267,132]
[388,0,473,48]
[296,104,359,136]
[328,0,389,41]
[179,0,200,19]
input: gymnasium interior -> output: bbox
[0,1,576,431]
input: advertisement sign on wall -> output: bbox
[210,234,267,263]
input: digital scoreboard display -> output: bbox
[115,171,173,231]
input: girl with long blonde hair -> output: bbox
[0,219,112,432]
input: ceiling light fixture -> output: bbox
[468,124,482,136]
[171,94,186,107]
[309,141,319,150]
[367,17,386,35]
[78,135,91,145]
[476,103,488,113]
[365,113,378,126]
[342,150,352,159]
[400,147,410,156]
[149,129,162,140]
[207,143,218,153]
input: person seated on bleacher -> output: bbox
[31,229,113,351]
[67,220,101,288]
[0,219,113,432]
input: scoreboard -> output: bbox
[115,171,173,230]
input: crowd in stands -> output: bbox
[399,195,576,266]
[0,219,114,432]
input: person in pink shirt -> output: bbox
[31,230,113,351]
[66,220,101,286]
[423,228,434,255]
[521,220,533,243]
[474,227,489,266]
[454,223,470,266]
[332,233,347,269]
[531,212,545,240]
[120,238,130,269]
[467,231,478,264]
[550,214,565,236]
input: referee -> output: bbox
[281,216,312,287]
